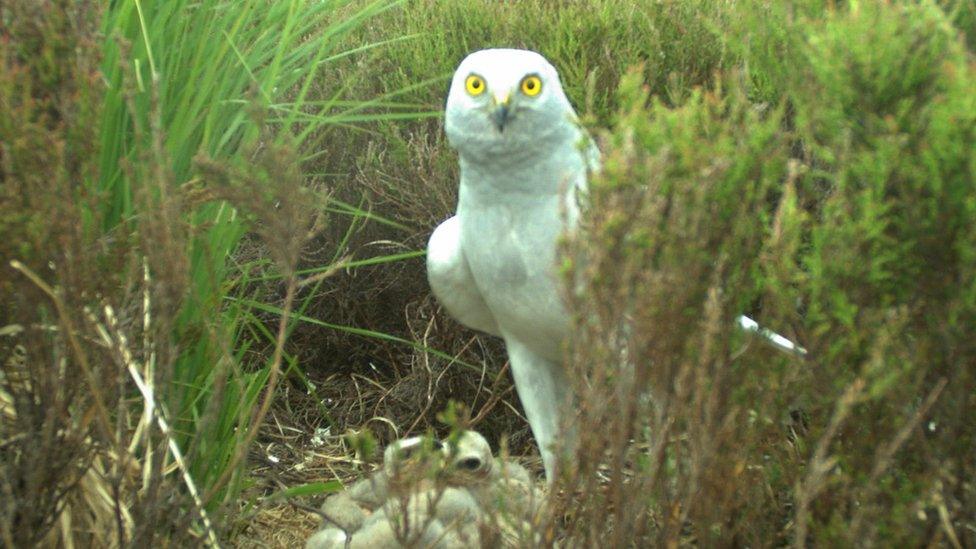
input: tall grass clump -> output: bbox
[2,0,402,544]
[557,1,974,546]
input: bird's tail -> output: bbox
[735,315,807,357]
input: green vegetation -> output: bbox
[2,0,973,546]
[2,0,414,544]
[560,2,975,545]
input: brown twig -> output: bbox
[297,257,350,289]
[849,377,949,539]
[793,378,864,549]
[9,260,116,446]
[469,362,514,426]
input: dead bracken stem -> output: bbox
[89,305,221,548]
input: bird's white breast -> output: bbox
[455,142,586,361]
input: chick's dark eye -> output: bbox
[458,457,482,470]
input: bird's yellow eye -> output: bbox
[465,74,486,96]
[520,75,542,96]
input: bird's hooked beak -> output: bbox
[491,91,512,132]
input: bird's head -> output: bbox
[443,430,493,485]
[445,49,577,158]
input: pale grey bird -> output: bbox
[427,48,804,481]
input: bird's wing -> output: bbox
[583,133,601,177]
[427,216,501,336]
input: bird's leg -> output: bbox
[503,338,576,482]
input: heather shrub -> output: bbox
[779,2,976,543]
[559,71,795,547]
[558,1,975,546]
